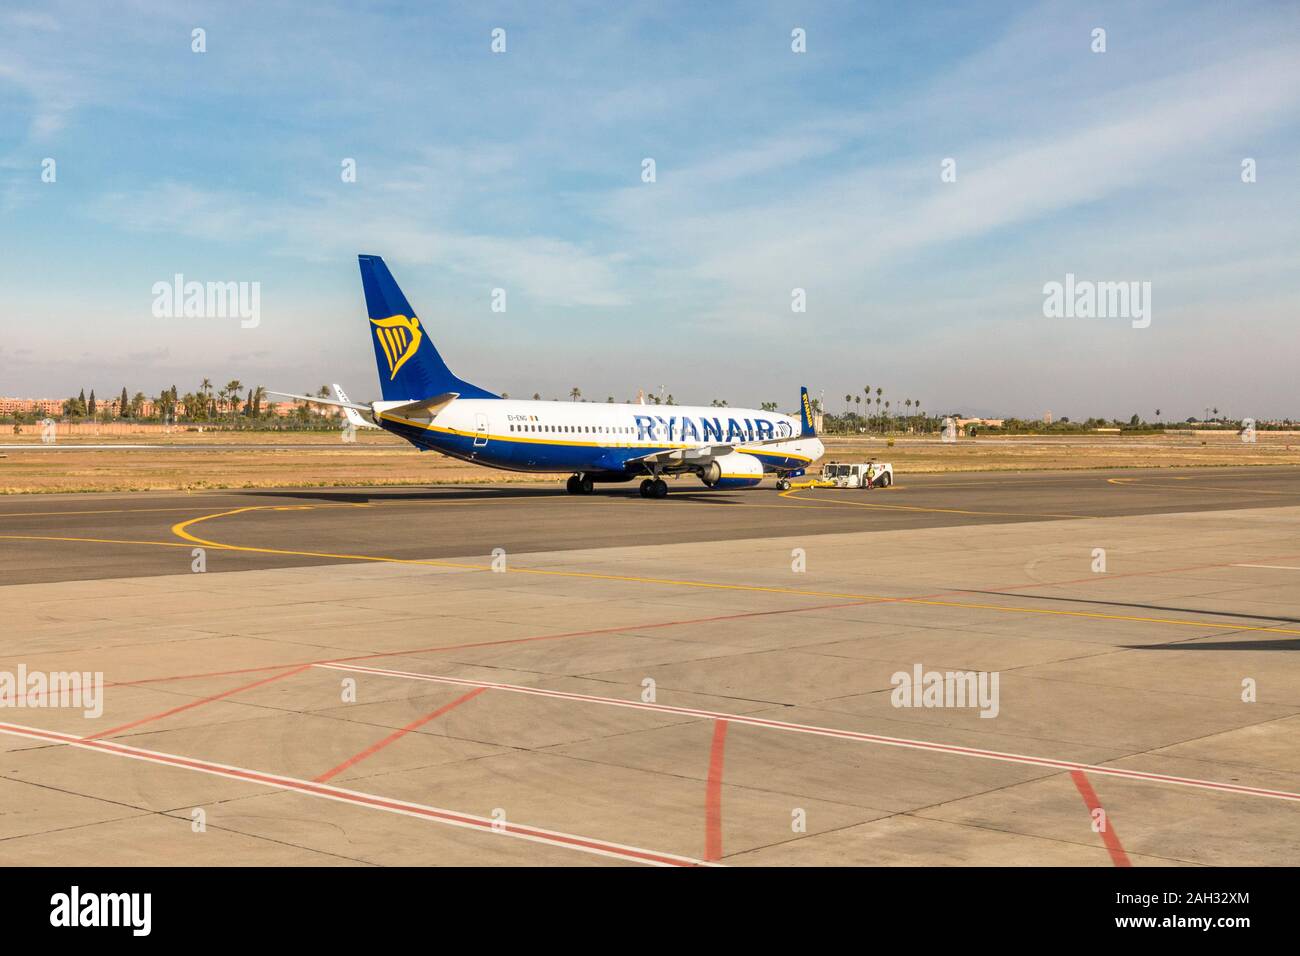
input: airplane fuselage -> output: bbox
[281,256,826,497]
[375,399,823,486]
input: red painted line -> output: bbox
[1071,770,1132,867]
[320,662,1300,804]
[84,665,311,740]
[704,719,729,861]
[28,597,882,698]
[315,687,487,782]
[20,538,1300,707]
[0,719,714,867]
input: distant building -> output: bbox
[954,417,1004,436]
[0,397,64,416]
[1,396,338,420]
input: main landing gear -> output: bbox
[775,477,792,491]
[639,478,669,499]
[565,474,595,495]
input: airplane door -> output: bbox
[473,413,489,447]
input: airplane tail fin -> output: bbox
[798,386,818,438]
[358,255,498,402]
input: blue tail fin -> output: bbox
[358,255,498,401]
[798,386,817,438]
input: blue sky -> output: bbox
[1,1,1297,418]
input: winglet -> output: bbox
[333,383,379,429]
[799,386,817,438]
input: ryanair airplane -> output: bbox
[273,255,823,498]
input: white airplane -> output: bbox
[273,255,824,498]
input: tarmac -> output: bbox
[0,465,1297,865]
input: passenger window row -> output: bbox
[508,424,635,435]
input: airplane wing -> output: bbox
[269,389,459,424]
[625,432,799,466]
[374,392,459,422]
[267,390,371,412]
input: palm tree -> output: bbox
[251,385,267,417]
[197,378,213,418]
[570,387,581,402]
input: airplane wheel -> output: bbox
[653,478,668,498]
[639,479,654,498]
[776,478,790,491]
[566,475,580,494]
[579,475,595,495]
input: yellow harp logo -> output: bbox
[370,314,422,380]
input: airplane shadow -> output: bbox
[955,589,1300,626]
[244,487,560,504]
[1122,639,1300,652]
[239,486,747,505]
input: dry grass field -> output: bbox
[2,428,1298,494]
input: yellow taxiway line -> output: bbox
[162,504,1300,638]
[777,488,1085,520]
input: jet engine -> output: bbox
[699,451,764,489]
